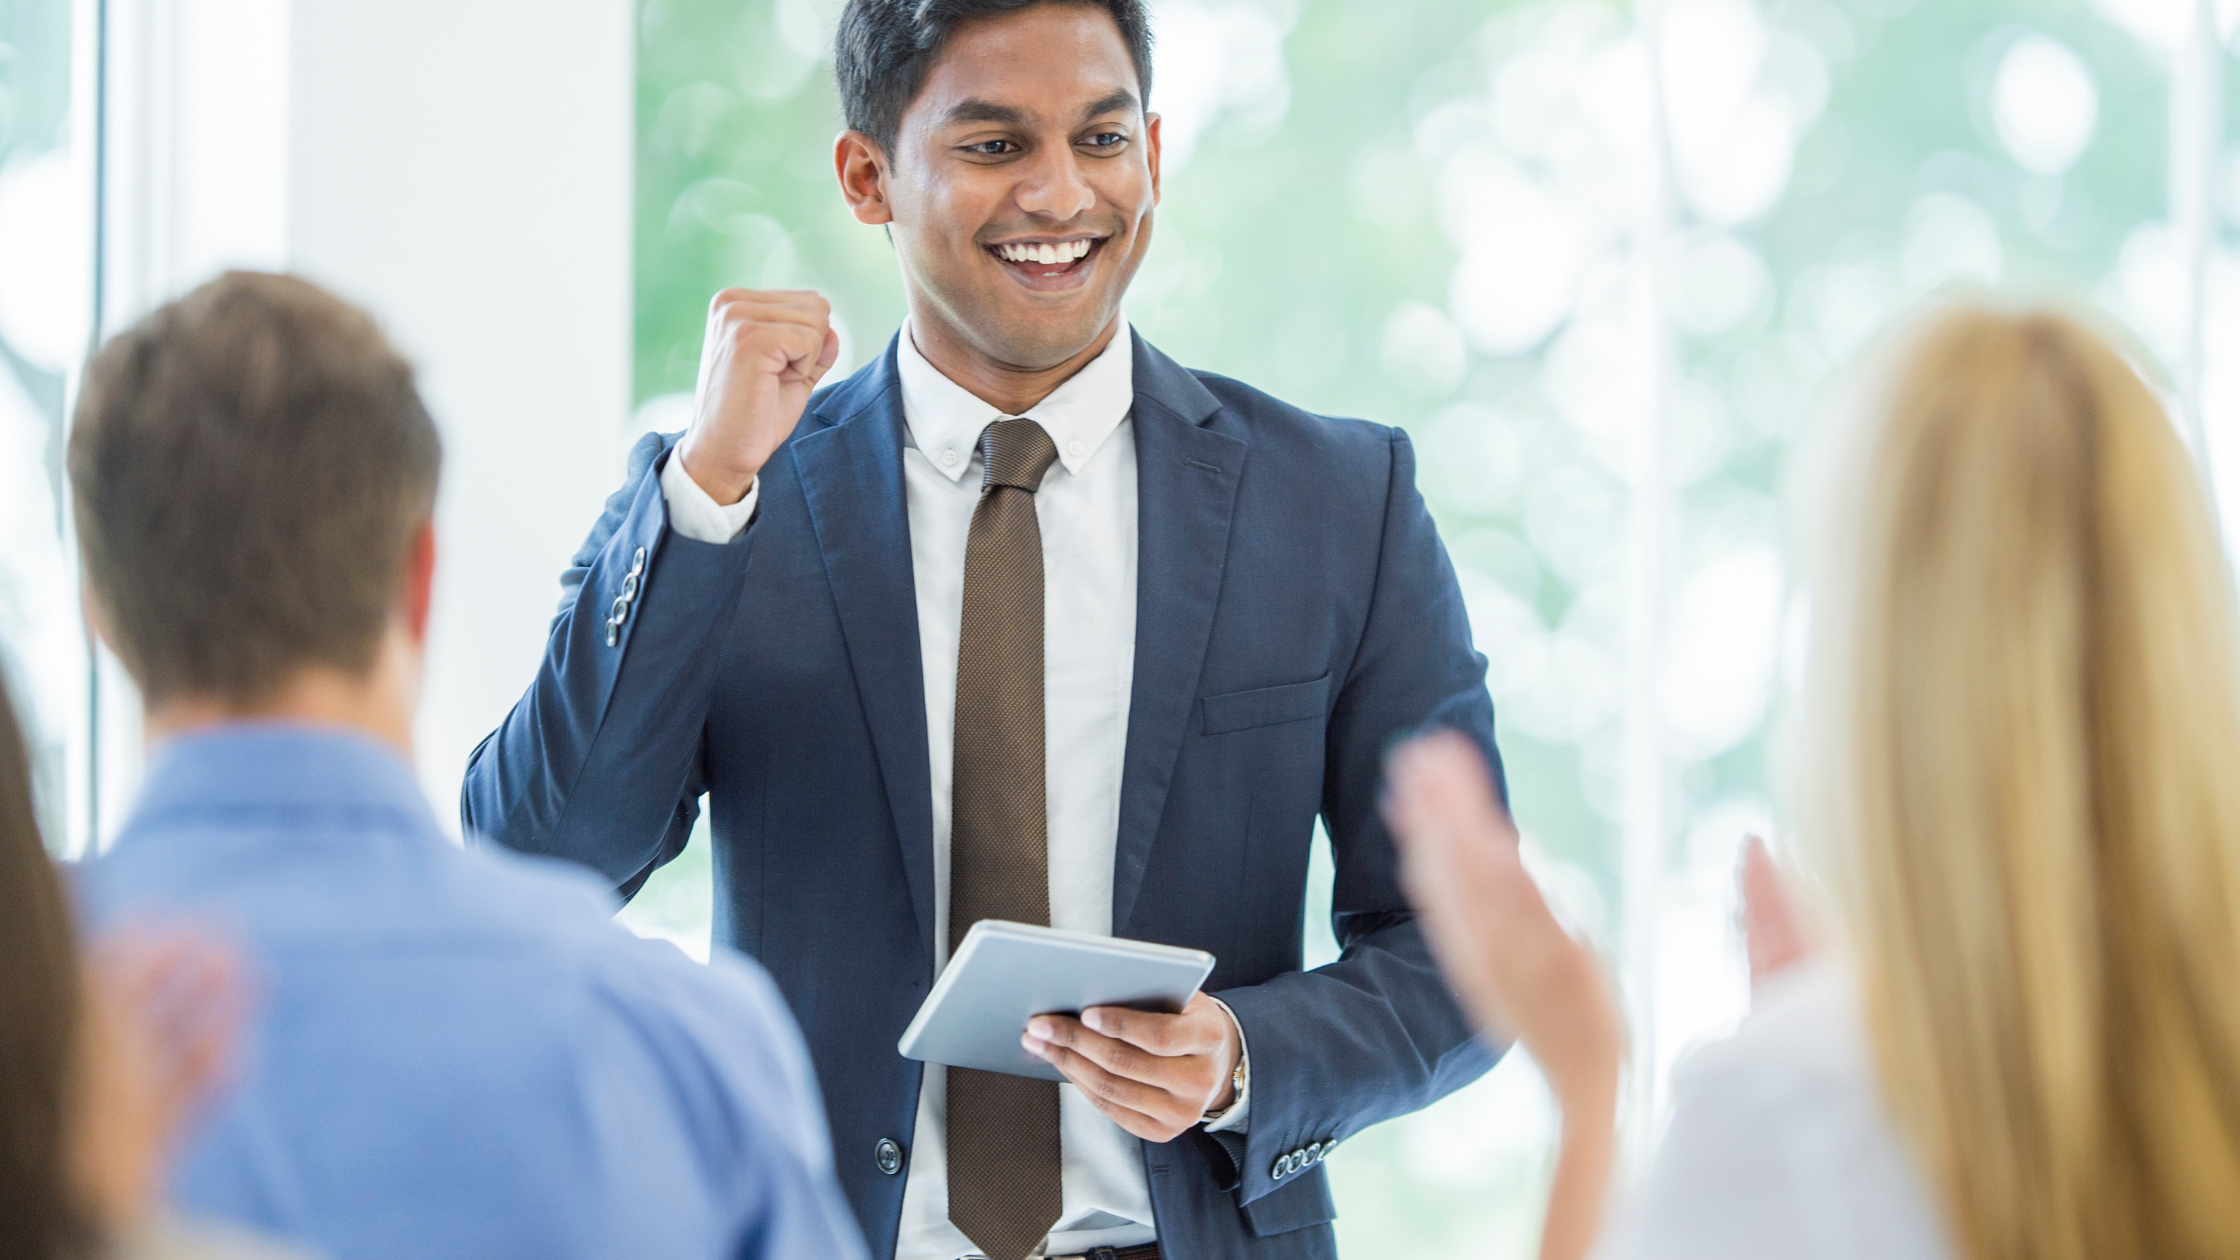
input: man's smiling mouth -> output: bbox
[987,235,1105,279]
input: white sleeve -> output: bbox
[660,448,760,543]
[1594,965,1952,1260]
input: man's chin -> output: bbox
[968,302,1124,373]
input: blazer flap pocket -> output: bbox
[1200,674,1332,736]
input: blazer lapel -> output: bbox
[1112,333,1245,937]
[791,339,937,959]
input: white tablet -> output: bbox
[897,920,1217,1082]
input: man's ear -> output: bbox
[1145,112,1162,205]
[836,130,896,226]
[400,519,436,647]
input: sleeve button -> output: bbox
[630,546,647,575]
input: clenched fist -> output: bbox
[674,288,842,505]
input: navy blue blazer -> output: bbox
[463,332,1505,1260]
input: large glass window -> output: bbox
[0,0,94,856]
[631,0,2236,1254]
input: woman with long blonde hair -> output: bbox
[1386,302,2240,1260]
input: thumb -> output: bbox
[804,326,841,384]
[1740,836,1812,993]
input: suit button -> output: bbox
[875,1137,904,1176]
[1270,1156,1287,1181]
[630,546,647,576]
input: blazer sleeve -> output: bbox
[460,430,751,897]
[1205,426,1504,1212]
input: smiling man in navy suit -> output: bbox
[464,2,1503,1258]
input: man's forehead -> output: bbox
[904,7,1143,132]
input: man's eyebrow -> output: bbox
[1079,89,1140,120]
[942,98,1029,127]
[937,90,1140,129]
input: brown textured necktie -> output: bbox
[947,418,1062,1260]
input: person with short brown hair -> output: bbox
[72,271,869,1260]
[70,270,439,708]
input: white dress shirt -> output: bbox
[661,325,1247,1259]
[1597,960,1954,1260]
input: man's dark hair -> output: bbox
[836,0,1153,155]
[68,271,442,705]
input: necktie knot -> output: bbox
[978,419,1060,493]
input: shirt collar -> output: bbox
[896,320,1134,483]
[121,722,440,835]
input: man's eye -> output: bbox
[1084,132,1128,149]
[968,140,1017,156]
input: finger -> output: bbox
[1027,1036,1189,1129]
[710,287,829,312]
[710,289,833,327]
[1741,836,1812,990]
[1388,758,1526,933]
[1386,732,1513,846]
[1026,1016,1178,1088]
[1076,1004,1215,1057]
[112,934,247,1094]
[813,326,841,376]
[1062,1075,1178,1141]
[745,324,836,381]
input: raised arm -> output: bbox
[461,290,840,893]
[1386,731,1624,1260]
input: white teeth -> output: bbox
[996,240,1096,265]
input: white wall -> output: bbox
[99,0,636,835]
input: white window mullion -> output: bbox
[1621,0,1682,1163]
[2171,0,2223,523]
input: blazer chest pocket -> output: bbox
[1200,673,1331,735]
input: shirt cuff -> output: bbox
[1201,996,1251,1133]
[659,446,759,543]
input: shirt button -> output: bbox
[875,1137,904,1176]
[1067,438,1085,458]
[940,448,958,468]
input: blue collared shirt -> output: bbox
[79,724,869,1260]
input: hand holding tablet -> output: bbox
[899,921,1240,1141]
[898,920,1215,1081]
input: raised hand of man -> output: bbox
[674,288,843,506]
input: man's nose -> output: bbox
[1012,146,1097,222]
